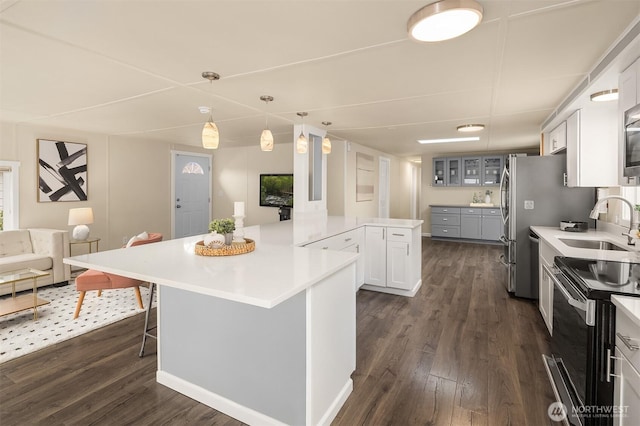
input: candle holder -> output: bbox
[233,214,246,243]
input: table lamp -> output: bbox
[68,207,94,241]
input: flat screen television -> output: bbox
[259,174,293,207]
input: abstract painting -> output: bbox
[37,139,88,202]
[356,152,374,202]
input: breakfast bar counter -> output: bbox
[65,226,359,426]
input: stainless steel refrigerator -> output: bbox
[498,154,595,299]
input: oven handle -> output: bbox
[543,264,595,326]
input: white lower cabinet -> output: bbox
[304,228,364,288]
[538,239,559,335]
[612,297,640,426]
[364,226,421,294]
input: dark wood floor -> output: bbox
[0,239,555,425]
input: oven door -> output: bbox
[543,264,595,426]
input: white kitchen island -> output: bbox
[63,216,422,426]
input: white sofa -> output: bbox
[0,229,71,296]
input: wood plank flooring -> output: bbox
[0,238,556,425]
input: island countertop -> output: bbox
[64,234,358,309]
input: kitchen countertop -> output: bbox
[430,204,497,208]
[612,295,640,328]
[530,226,640,262]
[64,216,423,308]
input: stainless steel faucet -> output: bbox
[589,195,637,245]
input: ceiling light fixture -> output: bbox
[259,95,274,152]
[408,0,483,42]
[202,71,220,149]
[590,89,619,102]
[457,123,485,132]
[321,121,332,154]
[418,136,480,144]
[296,112,308,154]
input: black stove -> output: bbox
[555,257,640,299]
[544,257,640,425]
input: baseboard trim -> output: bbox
[157,370,287,426]
[315,378,353,426]
[360,279,422,297]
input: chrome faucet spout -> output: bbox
[589,195,636,245]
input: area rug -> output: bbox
[0,283,156,364]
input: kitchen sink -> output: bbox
[559,238,630,251]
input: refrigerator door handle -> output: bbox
[499,166,509,225]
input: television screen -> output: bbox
[259,174,293,207]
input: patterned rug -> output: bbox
[0,282,155,364]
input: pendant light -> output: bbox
[202,71,220,149]
[296,112,308,154]
[259,95,274,151]
[321,121,332,154]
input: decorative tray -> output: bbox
[194,238,255,256]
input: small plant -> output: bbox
[209,218,235,234]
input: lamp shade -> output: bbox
[260,129,274,151]
[68,207,94,226]
[296,133,308,154]
[202,121,220,149]
[408,0,483,42]
[322,136,332,154]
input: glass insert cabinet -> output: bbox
[432,155,504,187]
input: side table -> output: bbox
[69,237,101,276]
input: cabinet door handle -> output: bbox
[443,218,448,221]
[382,228,385,239]
[322,246,329,250]
[356,244,359,253]
[406,244,409,256]
[443,209,448,212]
[344,237,352,242]
[392,233,404,237]
[443,229,448,233]
[617,332,640,351]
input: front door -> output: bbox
[172,152,211,238]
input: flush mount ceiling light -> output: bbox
[418,136,480,144]
[202,71,220,149]
[590,89,619,102]
[296,112,308,154]
[457,123,485,132]
[259,95,274,152]
[408,0,483,42]
[321,121,332,154]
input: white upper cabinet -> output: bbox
[549,121,567,154]
[564,105,618,188]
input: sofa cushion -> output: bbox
[0,253,52,274]
[0,230,34,257]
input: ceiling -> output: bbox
[1,0,639,160]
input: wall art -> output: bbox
[37,139,88,202]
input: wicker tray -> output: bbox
[194,238,255,256]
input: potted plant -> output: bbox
[209,218,236,245]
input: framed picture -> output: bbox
[37,139,88,202]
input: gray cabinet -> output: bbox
[433,158,446,186]
[433,155,506,187]
[431,207,461,238]
[431,206,501,242]
[446,157,461,186]
[481,156,503,186]
[462,157,482,186]
[460,208,481,239]
[481,208,502,241]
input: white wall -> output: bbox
[211,143,293,226]
[327,140,413,220]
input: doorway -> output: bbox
[171,151,212,239]
[0,161,20,230]
[378,157,390,218]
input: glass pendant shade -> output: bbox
[202,120,219,149]
[322,136,331,154]
[296,132,308,154]
[261,129,274,151]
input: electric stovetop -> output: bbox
[555,256,640,299]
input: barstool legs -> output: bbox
[139,282,157,357]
